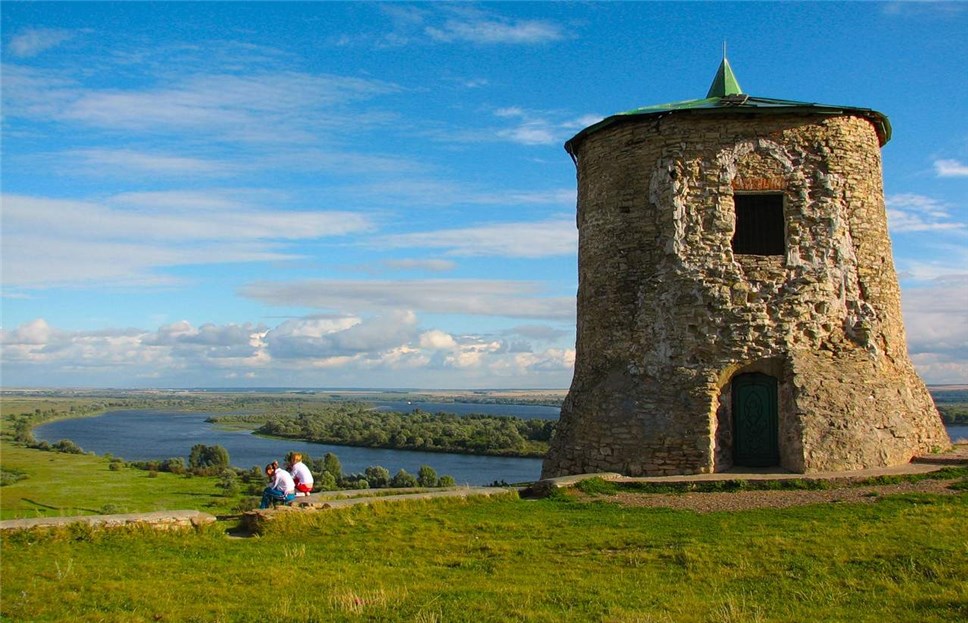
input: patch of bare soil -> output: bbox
[577,478,964,513]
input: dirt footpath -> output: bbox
[578,478,964,512]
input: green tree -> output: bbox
[188,444,230,472]
[317,471,338,491]
[364,465,390,488]
[323,452,343,480]
[391,469,418,488]
[437,475,456,487]
[417,465,438,488]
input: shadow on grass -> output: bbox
[22,498,100,514]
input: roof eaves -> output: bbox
[565,95,891,155]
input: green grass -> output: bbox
[2,492,966,622]
[2,394,966,621]
[0,441,241,519]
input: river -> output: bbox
[33,406,551,486]
[33,405,967,486]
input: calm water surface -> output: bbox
[34,408,547,485]
[33,406,967,486]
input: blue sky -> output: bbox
[2,1,966,389]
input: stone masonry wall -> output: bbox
[542,112,950,478]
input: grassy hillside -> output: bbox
[0,441,240,520]
[2,490,966,622]
[2,393,966,621]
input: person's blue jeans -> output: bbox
[260,487,296,509]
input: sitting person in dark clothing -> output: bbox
[259,462,296,509]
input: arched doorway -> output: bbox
[732,372,779,467]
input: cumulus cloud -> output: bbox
[901,275,968,384]
[265,312,418,360]
[145,321,268,360]
[0,316,577,388]
[239,279,575,320]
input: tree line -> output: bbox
[126,443,457,511]
[210,405,556,457]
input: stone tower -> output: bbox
[543,59,950,478]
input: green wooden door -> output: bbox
[732,373,779,467]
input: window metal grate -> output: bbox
[732,194,784,256]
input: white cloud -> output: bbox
[375,218,576,258]
[492,107,562,146]
[62,149,234,177]
[935,159,968,177]
[1,193,373,288]
[7,28,75,57]
[373,4,566,48]
[0,316,576,388]
[886,194,965,233]
[239,279,575,320]
[335,175,574,210]
[265,312,418,360]
[441,107,597,147]
[426,16,564,45]
[419,330,458,350]
[382,259,457,273]
[901,275,968,384]
[3,65,399,144]
[503,324,571,342]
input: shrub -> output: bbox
[216,470,240,496]
[364,466,390,488]
[188,444,230,473]
[108,461,123,472]
[235,497,260,512]
[391,469,418,488]
[52,439,84,454]
[437,475,456,487]
[162,457,187,475]
[323,452,343,480]
[1,468,28,486]
[317,471,338,491]
[417,465,438,488]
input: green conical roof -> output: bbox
[706,57,743,98]
[565,58,891,153]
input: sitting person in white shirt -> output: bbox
[287,452,314,496]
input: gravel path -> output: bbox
[576,478,964,512]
